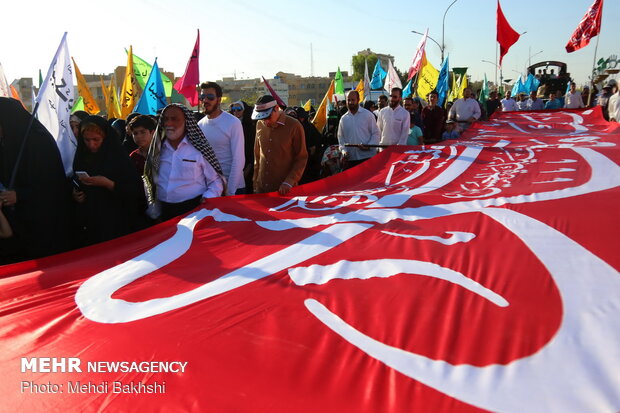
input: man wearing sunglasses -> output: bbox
[197,82,245,195]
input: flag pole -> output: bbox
[495,42,499,90]
[587,28,602,107]
[412,72,420,97]
[8,101,41,189]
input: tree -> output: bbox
[394,67,408,86]
[351,54,378,81]
[240,90,262,106]
[352,53,408,87]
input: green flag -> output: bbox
[480,73,489,104]
[334,66,345,95]
[38,69,43,89]
[129,50,173,98]
[72,96,85,113]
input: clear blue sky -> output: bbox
[3,0,618,88]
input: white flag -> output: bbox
[384,58,402,93]
[0,62,10,97]
[408,28,428,80]
[36,32,76,176]
[363,59,371,102]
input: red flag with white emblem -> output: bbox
[1,107,619,412]
[565,0,604,53]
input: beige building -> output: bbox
[216,71,355,109]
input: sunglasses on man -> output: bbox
[199,93,218,101]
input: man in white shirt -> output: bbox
[448,87,481,129]
[377,87,410,146]
[337,90,380,169]
[501,90,517,112]
[565,82,585,109]
[197,82,245,195]
[144,104,224,221]
[608,88,620,122]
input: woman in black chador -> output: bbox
[0,97,72,263]
[72,115,147,247]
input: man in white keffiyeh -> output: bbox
[144,103,225,221]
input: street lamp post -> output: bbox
[528,48,543,68]
[410,30,443,55]
[411,0,459,63]
[442,0,459,62]
[482,59,503,93]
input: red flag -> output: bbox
[261,76,286,107]
[496,0,520,66]
[173,29,200,106]
[565,0,604,53]
[1,107,620,412]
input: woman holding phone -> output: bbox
[72,116,147,246]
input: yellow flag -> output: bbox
[107,76,122,119]
[303,99,312,112]
[354,79,364,102]
[120,46,137,118]
[449,72,459,102]
[415,52,439,100]
[311,80,334,133]
[71,57,100,115]
[458,74,468,99]
[100,76,108,105]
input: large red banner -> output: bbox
[1,107,619,412]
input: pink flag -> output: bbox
[262,76,286,107]
[565,0,604,53]
[173,29,200,106]
[408,28,428,80]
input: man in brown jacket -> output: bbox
[252,95,307,195]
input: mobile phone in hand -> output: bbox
[76,171,90,179]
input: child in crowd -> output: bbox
[127,115,157,174]
[442,120,460,140]
[407,116,424,145]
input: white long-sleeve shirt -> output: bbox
[377,105,410,145]
[198,111,245,195]
[449,97,481,122]
[565,91,584,109]
[337,107,380,160]
[157,136,224,203]
[609,92,620,121]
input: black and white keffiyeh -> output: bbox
[143,103,225,211]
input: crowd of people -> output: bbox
[0,78,618,263]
